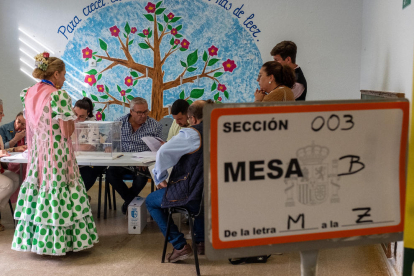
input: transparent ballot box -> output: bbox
[73,121,122,159]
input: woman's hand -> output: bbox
[0,150,10,158]
[254,89,266,102]
[14,145,27,152]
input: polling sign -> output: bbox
[204,100,408,258]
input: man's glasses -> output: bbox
[131,109,149,116]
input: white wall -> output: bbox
[360,0,414,101]
[0,0,363,124]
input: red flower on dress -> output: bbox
[208,45,218,56]
[181,39,190,49]
[84,75,96,86]
[143,29,149,36]
[97,85,104,93]
[96,111,102,121]
[222,59,237,73]
[131,27,137,34]
[171,28,178,35]
[167,13,175,20]
[43,52,50,58]
[120,90,126,96]
[218,97,222,102]
[217,84,227,92]
[174,39,180,45]
[82,47,93,59]
[110,26,120,37]
[145,2,156,13]
[125,76,133,87]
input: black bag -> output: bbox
[229,255,271,265]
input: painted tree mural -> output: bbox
[81,1,237,121]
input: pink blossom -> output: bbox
[218,97,222,102]
[131,27,137,34]
[143,29,149,36]
[171,28,178,35]
[120,90,126,96]
[181,39,190,49]
[125,76,133,87]
[82,47,93,59]
[167,13,175,20]
[43,52,50,58]
[222,59,237,73]
[110,26,120,37]
[208,45,218,56]
[97,85,104,93]
[174,39,180,45]
[96,111,102,121]
[217,84,227,92]
[84,75,97,86]
[145,2,156,13]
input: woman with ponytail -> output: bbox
[12,52,98,255]
[254,61,296,102]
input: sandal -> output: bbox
[0,224,4,231]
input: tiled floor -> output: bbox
[0,183,389,276]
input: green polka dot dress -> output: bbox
[12,87,99,255]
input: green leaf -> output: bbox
[91,95,99,101]
[82,90,87,97]
[174,34,183,38]
[203,51,208,62]
[187,100,193,105]
[179,90,185,99]
[123,33,127,39]
[180,47,188,52]
[171,16,181,23]
[97,74,102,81]
[167,25,172,30]
[85,69,97,75]
[164,14,169,23]
[170,37,175,46]
[224,91,229,99]
[100,95,109,99]
[128,39,134,45]
[105,85,109,93]
[190,88,204,99]
[92,52,98,55]
[99,39,107,51]
[156,8,166,15]
[144,14,154,21]
[97,108,102,112]
[102,112,106,121]
[85,58,89,61]
[123,96,126,102]
[180,60,187,67]
[117,85,122,92]
[187,49,198,67]
[176,25,183,31]
[211,82,217,91]
[214,92,220,101]
[125,89,132,93]
[148,30,153,39]
[208,58,220,66]
[172,45,178,50]
[138,33,146,38]
[158,22,164,32]
[125,22,131,34]
[127,95,134,101]
[131,71,139,78]
[97,58,102,62]
[156,1,163,8]
[187,67,197,72]
[216,101,223,104]
[133,80,138,86]
[214,72,224,78]
[92,56,96,60]
[138,43,150,49]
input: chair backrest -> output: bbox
[159,117,174,141]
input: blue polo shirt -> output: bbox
[0,121,16,149]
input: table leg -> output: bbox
[97,174,102,219]
[104,177,108,219]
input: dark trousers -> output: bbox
[106,166,148,203]
[79,166,106,191]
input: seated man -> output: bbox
[106,97,162,214]
[167,99,190,141]
[0,111,27,152]
[146,100,210,263]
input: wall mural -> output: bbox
[61,0,262,121]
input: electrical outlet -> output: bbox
[89,59,97,67]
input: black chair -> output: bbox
[161,195,204,276]
[96,167,117,219]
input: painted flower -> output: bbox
[145,2,156,13]
[120,90,126,96]
[43,52,50,58]
[181,39,190,49]
[97,85,104,93]
[217,83,227,92]
[174,39,180,45]
[96,111,102,121]
[143,29,149,36]
[125,76,133,87]
[82,47,93,59]
[167,12,175,20]
[131,27,137,34]
[208,45,218,56]
[84,75,96,86]
[222,59,237,73]
[171,28,178,36]
[110,25,120,37]
[218,97,222,102]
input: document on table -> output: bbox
[132,151,157,163]
[1,152,25,161]
[141,136,165,152]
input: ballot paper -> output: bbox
[141,136,165,152]
[132,151,157,163]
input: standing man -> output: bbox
[106,97,162,214]
[167,99,190,141]
[146,100,210,263]
[0,111,27,151]
[271,41,307,101]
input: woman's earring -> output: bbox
[269,81,272,84]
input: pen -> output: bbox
[115,154,124,159]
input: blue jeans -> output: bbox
[146,188,204,250]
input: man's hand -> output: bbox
[0,150,10,158]
[14,130,26,141]
[157,180,167,189]
[14,145,27,152]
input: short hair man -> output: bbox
[0,111,27,152]
[271,41,307,101]
[167,99,190,141]
[106,97,162,214]
[146,100,210,262]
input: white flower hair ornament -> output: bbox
[34,52,50,71]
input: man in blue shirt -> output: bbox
[106,97,162,214]
[146,100,210,263]
[0,111,27,151]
